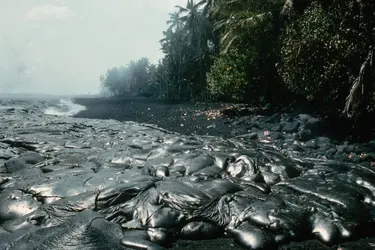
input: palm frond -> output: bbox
[281,0,313,17]
[213,19,229,32]
[176,6,189,13]
[344,49,375,119]
[219,12,272,54]
[281,0,294,16]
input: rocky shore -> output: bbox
[1,97,375,250]
[74,97,375,166]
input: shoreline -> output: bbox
[73,96,237,138]
[72,96,352,139]
[72,96,375,166]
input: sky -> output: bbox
[0,0,181,95]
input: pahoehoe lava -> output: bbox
[1,99,375,250]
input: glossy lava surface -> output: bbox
[0,99,375,250]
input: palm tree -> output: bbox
[176,0,213,100]
[281,0,313,17]
[209,0,315,54]
[344,48,375,121]
[160,26,188,100]
[166,12,184,33]
[211,0,285,54]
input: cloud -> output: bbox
[26,4,74,21]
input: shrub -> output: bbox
[207,49,249,102]
[279,1,372,109]
[208,11,282,104]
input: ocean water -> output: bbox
[0,95,86,117]
[44,98,86,116]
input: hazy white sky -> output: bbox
[0,0,180,95]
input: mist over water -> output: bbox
[44,98,86,116]
[0,0,176,96]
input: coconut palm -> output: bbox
[166,12,184,33]
[209,0,316,54]
[344,48,375,120]
[210,0,284,53]
[176,0,214,100]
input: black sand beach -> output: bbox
[73,97,375,166]
[73,96,235,137]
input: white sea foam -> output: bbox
[44,98,86,116]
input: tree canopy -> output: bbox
[100,0,375,129]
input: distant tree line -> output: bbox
[99,58,156,97]
[100,0,375,128]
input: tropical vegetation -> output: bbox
[100,0,375,137]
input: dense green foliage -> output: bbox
[100,0,375,122]
[207,49,248,102]
[279,1,374,111]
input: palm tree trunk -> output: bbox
[344,48,375,120]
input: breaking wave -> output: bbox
[44,98,86,116]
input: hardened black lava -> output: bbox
[0,98,375,250]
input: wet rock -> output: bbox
[1,98,375,250]
[314,137,332,150]
[0,190,40,223]
[181,221,221,240]
[304,139,318,149]
[0,149,13,160]
[229,224,277,250]
[296,128,315,142]
[232,116,249,126]
[18,151,44,164]
[282,121,300,133]
[290,143,304,152]
[246,122,261,131]
[298,114,313,122]
[306,117,320,125]
[262,171,281,185]
[264,113,280,123]
[4,158,28,173]
[339,144,356,154]
[251,127,260,133]
[270,132,284,140]
[1,210,125,250]
[238,132,258,140]
[324,148,337,158]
